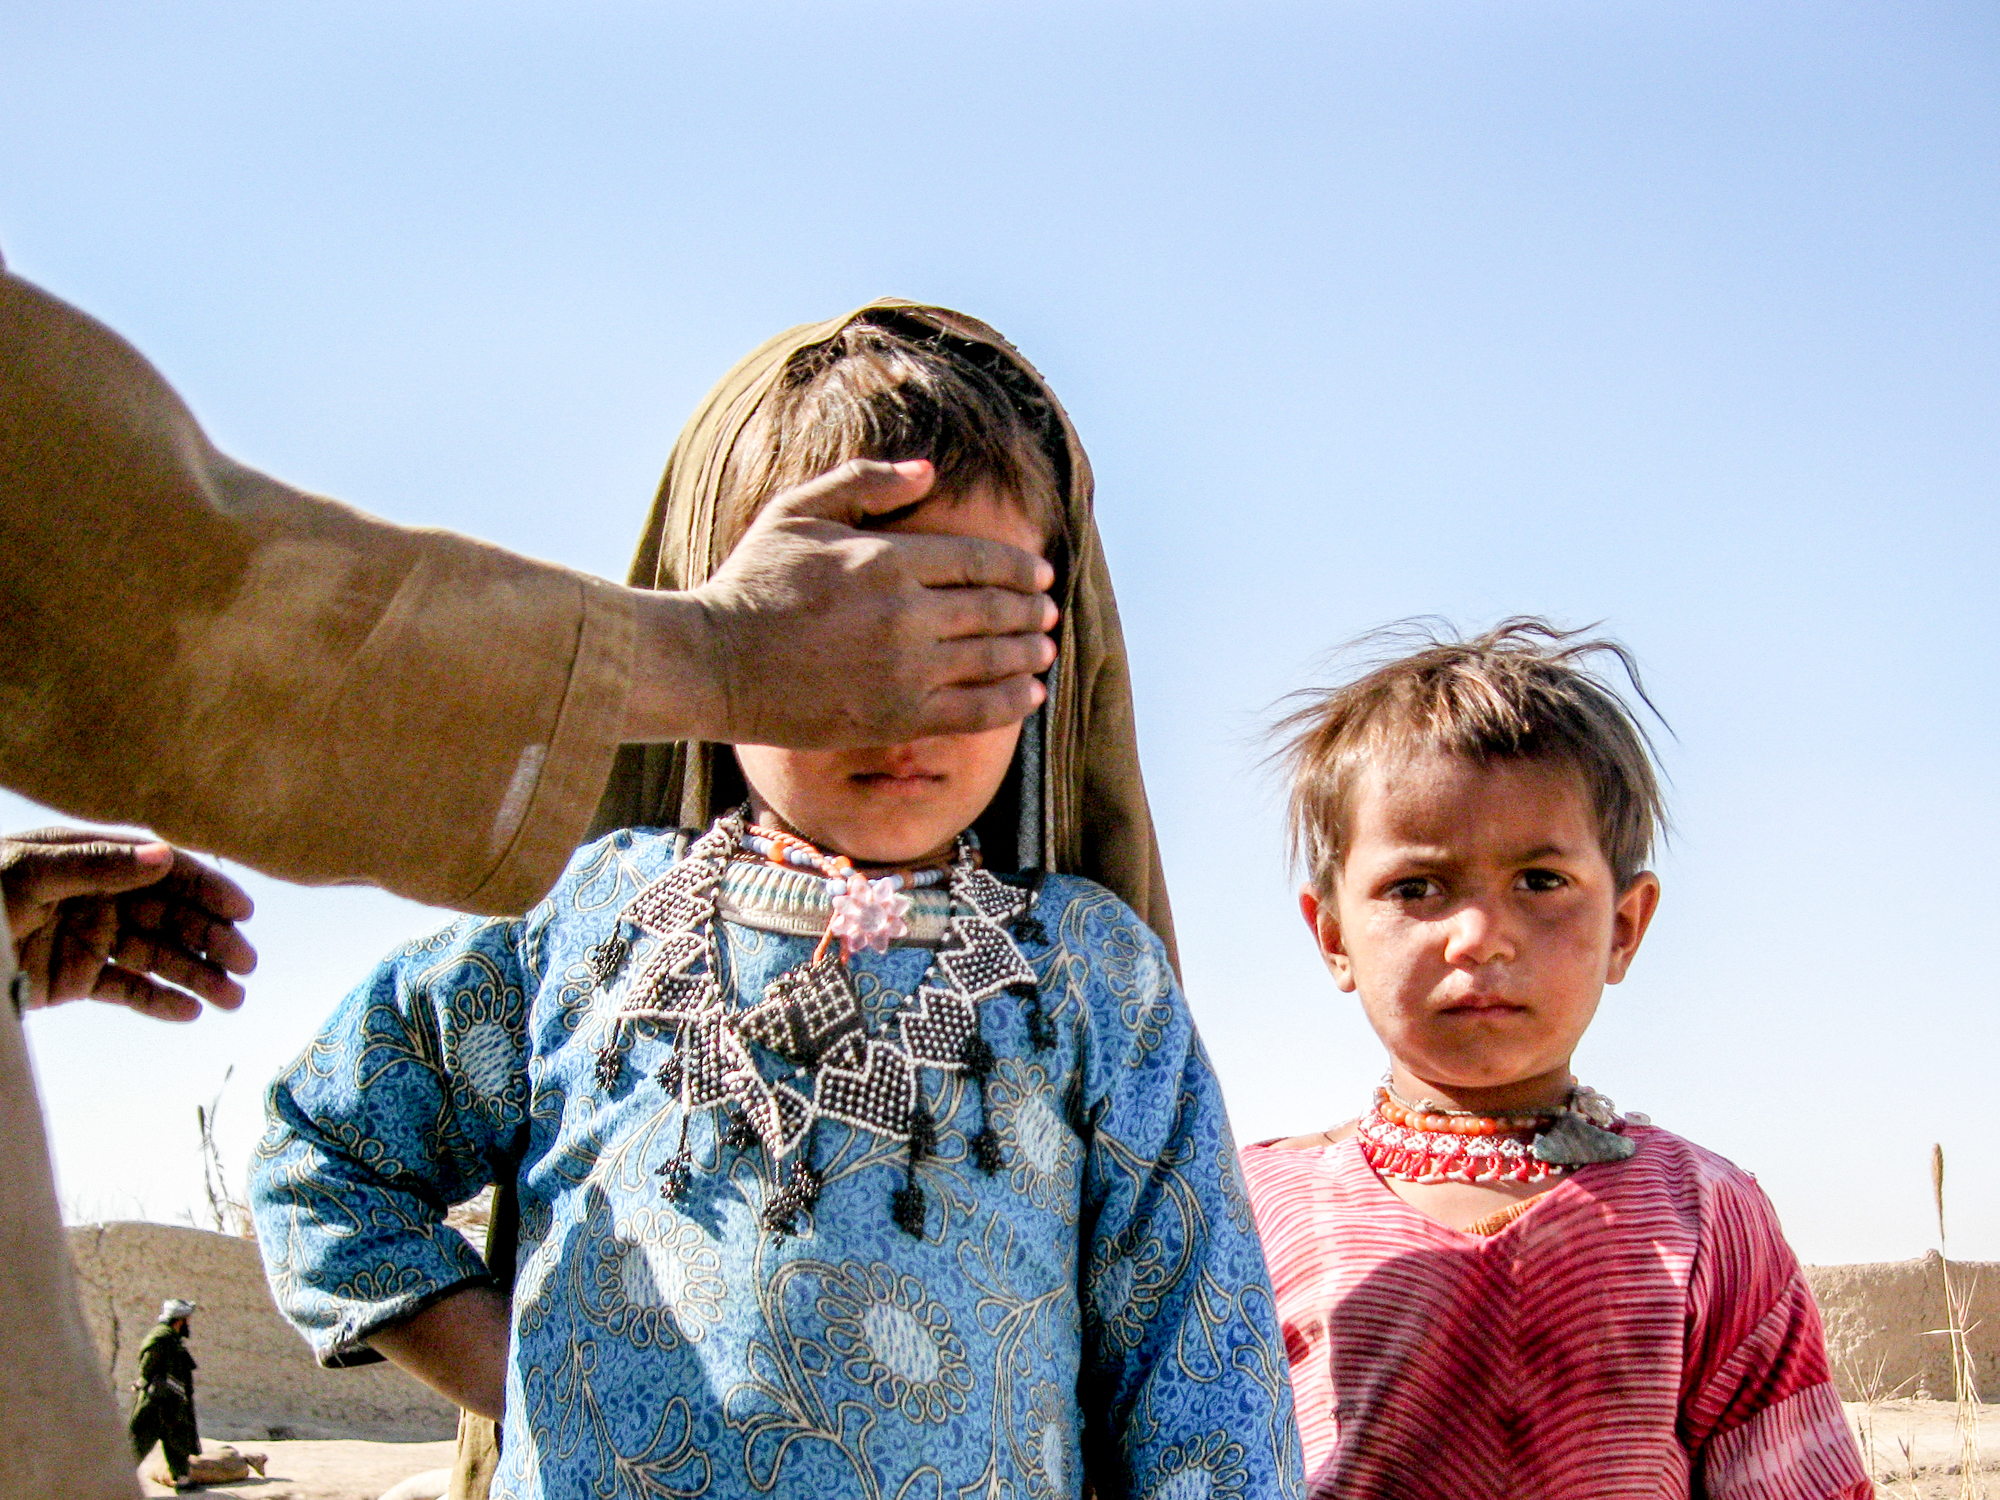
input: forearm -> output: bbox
[365,1284,510,1422]
[0,269,628,914]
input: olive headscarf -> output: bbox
[589,298,1175,965]
[452,300,1176,1500]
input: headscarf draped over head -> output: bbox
[589,299,1175,967]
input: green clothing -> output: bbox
[129,1323,198,1481]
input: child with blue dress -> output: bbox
[250,302,1303,1500]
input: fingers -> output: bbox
[929,631,1059,689]
[111,929,247,1010]
[121,888,258,975]
[911,677,1050,737]
[758,458,937,527]
[163,850,255,925]
[86,964,203,1024]
[2,836,173,910]
[921,582,1061,644]
[877,527,1056,596]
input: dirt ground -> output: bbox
[1848,1400,2000,1498]
[128,1404,2000,1500]
[136,1440,453,1500]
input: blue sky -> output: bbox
[3,1,1996,1263]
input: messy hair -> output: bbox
[716,312,1065,558]
[1276,617,1668,894]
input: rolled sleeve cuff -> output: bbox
[460,575,633,915]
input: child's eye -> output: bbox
[1518,868,1568,893]
[1384,877,1439,901]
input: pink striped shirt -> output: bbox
[1242,1125,1871,1499]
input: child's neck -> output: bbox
[742,799,959,873]
[1387,1061,1575,1119]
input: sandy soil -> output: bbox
[130,1406,2000,1500]
[1849,1400,2000,1498]
[137,1439,454,1500]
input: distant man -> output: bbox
[129,1300,200,1492]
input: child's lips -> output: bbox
[849,771,948,794]
[1438,993,1528,1014]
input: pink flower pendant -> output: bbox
[828,873,913,958]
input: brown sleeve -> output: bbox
[0,269,633,914]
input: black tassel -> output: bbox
[971,1126,1005,1174]
[1010,914,1048,947]
[891,1179,927,1238]
[959,1033,995,1079]
[1009,979,1056,1051]
[762,1159,825,1236]
[907,1103,937,1162]
[654,1055,682,1093]
[594,1043,623,1091]
[721,1106,757,1150]
[654,1148,692,1204]
[655,1113,694,1203]
[789,1160,824,1214]
[587,933,630,984]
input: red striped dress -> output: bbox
[1241,1125,1872,1499]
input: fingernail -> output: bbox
[891,459,932,476]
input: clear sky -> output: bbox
[4,0,1996,1264]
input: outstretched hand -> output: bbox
[0,828,256,1022]
[624,459,1060,748]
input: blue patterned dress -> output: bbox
[250,824,1303,1500]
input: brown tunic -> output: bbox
[0,263,632,915]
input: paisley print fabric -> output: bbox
[251,828,1303,1500]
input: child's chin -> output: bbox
[804,811,966,867]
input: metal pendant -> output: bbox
[1531,1109,1637,1166]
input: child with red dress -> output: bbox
[1241,620,1870,1499]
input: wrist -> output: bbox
[619,588,731,745]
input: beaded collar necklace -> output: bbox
[1356,1081,1643,1186]
[585,810,1051,1238]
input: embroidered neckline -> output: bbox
[586,812,1053,1238]
[714,857,957,945]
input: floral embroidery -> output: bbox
[1145,1431,1251,1500]
[990,1061,1082,1218]
[249,828,1303,1498]
[816,1261,975,1424]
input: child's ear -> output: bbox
[1604,871,1661,984]
[1298,888,1358,993]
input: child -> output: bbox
[1240,621,1870,1499]
[251,303,1303,1500]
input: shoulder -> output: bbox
[548,825,695,904]
[1620,1123,1791,1248]
[1626,1123,1769,1200]
[1027,871,1174,982]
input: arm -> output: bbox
[0,270,1054,915]
[1069,901,1306,1500]
[1682,1174,1872,1499]
[248,914,529,1368]
[365,1283,510,1421]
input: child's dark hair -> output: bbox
[1276,617,1668,894]
[716,312,1065,556]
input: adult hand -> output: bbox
[0,828,256,1021]
[623,459,1059,747]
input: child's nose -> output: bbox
[1442,902,1513,967]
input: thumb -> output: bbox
[8,840,174,907]
[757,458,937,527]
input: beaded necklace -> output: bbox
[735,822,950,959]
[585,810,1051,1238]
[1356,1081,1642,1186]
